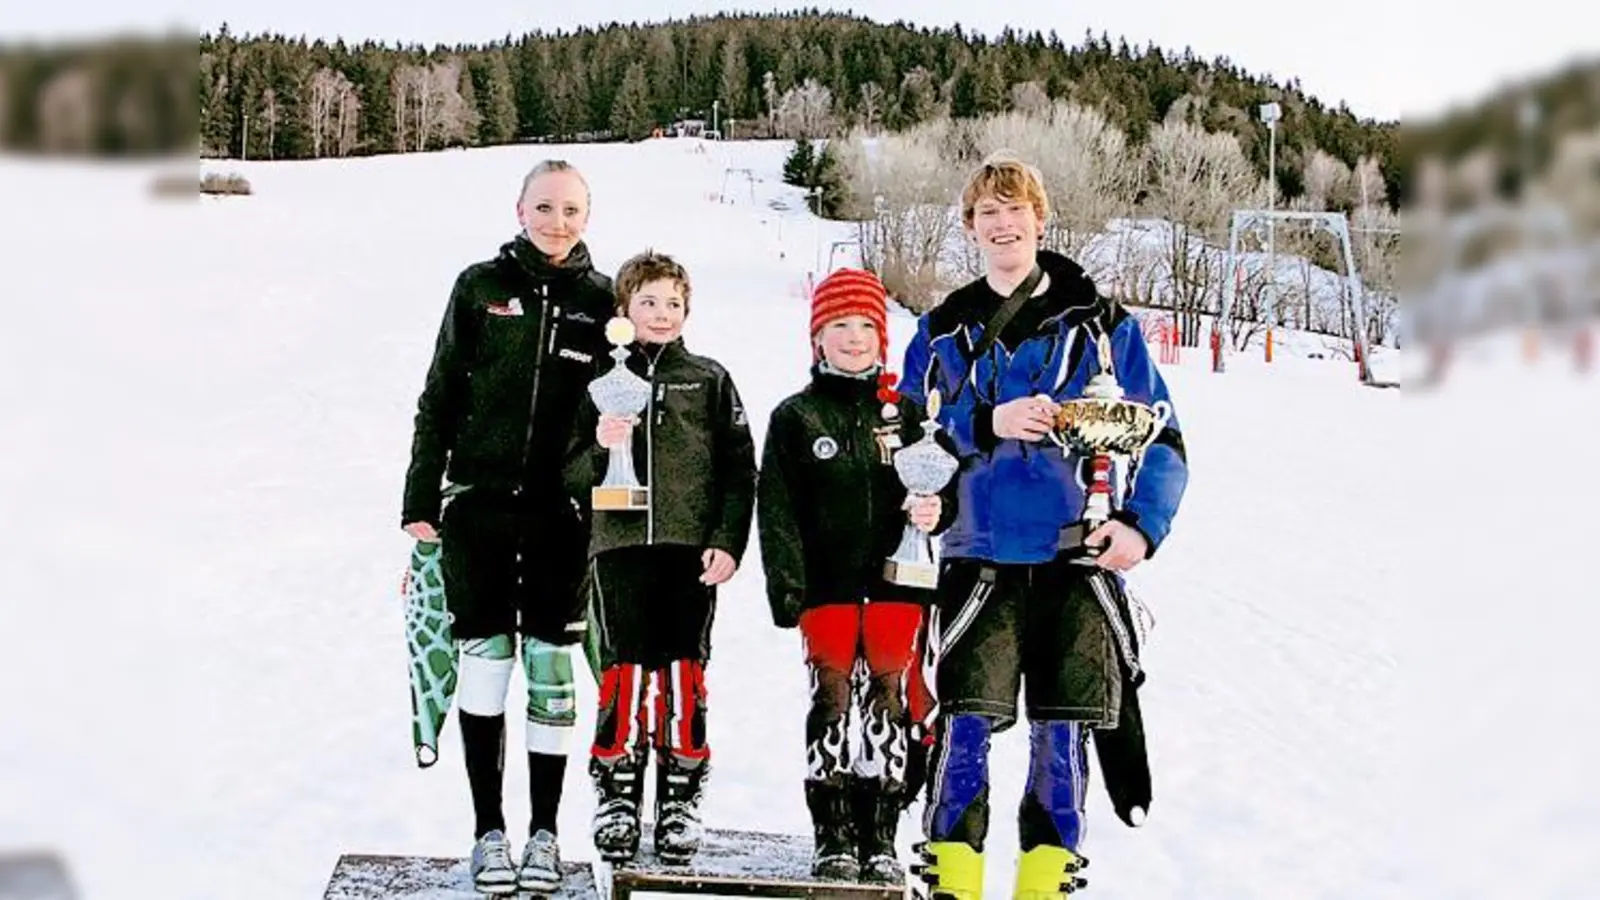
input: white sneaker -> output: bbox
[469,829,517,895]
[519,829,563,892]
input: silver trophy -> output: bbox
[884,389,959,589]
[589,317,651,511]
[1049,333,1171,563]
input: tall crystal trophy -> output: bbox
[884,389,959,589]
[589,317,651,511]
[1049,333,1171,564]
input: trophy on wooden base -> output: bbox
[589,317,651,512]
[884,389,958,589]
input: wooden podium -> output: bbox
[323,855,598,899]
[607,826,907,900]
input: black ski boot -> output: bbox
[805,781,860,880]
[854,778,907,885]
[590,751,646,863]
[653,751,708,865]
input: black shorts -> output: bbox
[930,558,1119,731]
[439,490,590,644]
[590,544,716,670]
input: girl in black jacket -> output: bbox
[401,161,615,895]
[756,268,957,884]
[563,250,758,867]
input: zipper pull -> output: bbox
[548,305,562,353]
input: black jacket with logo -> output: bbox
[756,365,960,629]
[563,338,757,562]
[402,236,615,526]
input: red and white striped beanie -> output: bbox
[809,267,901,404]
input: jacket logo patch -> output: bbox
[812,436,839,460]
[486,298,523,317]
[564,310,597,324]
[558,348,593,363]
[873,426,902,465]
[665,382,703,392]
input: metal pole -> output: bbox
[1266,118,1276,346]
[1217,211,1242,374]
[713,100,719,137]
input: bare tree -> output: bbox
[308,68,360,158]
[1544,128,1600,234]
[1227,262,1273,350]
[1142,120,1262,345]
[392,58,474,152]
[259,88,279,159]
[834,122,965,311]
[1008,80,1049,117]
[392,65,421,151]
[774,78,834,139]
[430,57,477,148]
[1449,149,1501,209]
[38,67,96,154]
[1302,148,1352,210]
[857,81,885,133]
[336,83,361,156]
[762,71,778,136]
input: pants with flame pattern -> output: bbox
[798,602,924,792]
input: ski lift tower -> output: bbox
[1216,209,1376,384]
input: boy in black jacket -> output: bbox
[757,268,957,884]
[564,251,757,866]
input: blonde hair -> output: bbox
[615,249,692,315]
[519,159,590,203]
[960,151,1050,226]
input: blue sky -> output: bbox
[10,0,1594,122]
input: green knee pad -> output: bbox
[523,636,577,729]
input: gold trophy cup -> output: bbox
[1049,334,1171,563]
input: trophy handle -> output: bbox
[1151,400,1172,432]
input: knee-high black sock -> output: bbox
[527,751,568,835]
[460,711,507,839]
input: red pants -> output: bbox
[798,602,931,792]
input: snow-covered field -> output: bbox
[1,138,1593,899]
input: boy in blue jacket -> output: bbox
[901,154,1188,898]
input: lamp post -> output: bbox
[1259,101,1281,360]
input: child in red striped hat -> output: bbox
[756,267,957,883]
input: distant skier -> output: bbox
[564,250,758,866]
[401,160,614,895]
[756,268,958,884]
[900,153,1190,897]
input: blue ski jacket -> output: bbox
[901,251,1188,565]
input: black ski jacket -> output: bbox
[564,338,757,562]
[402,235,615,526]
[757,365,959,629]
